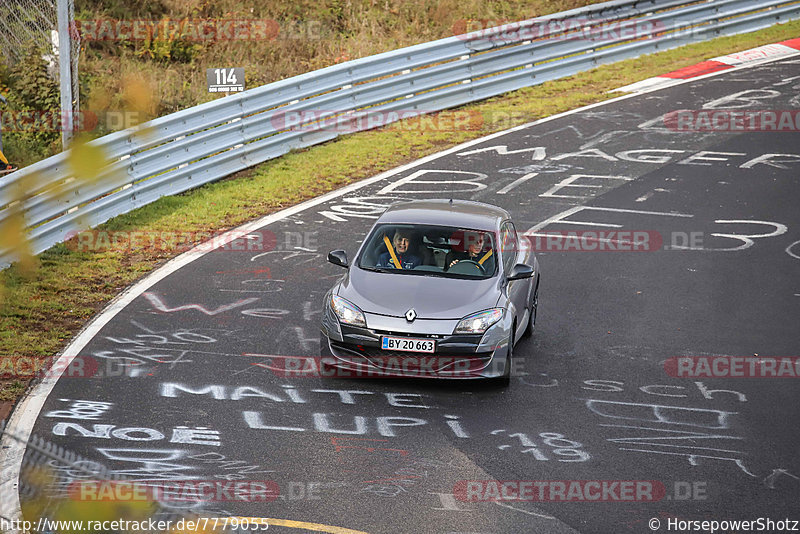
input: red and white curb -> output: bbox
[614,37,800,93]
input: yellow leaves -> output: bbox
[18,464,57,529]
[53,498,157,533]
[0,67,156,278]
[87,87,112,115]
[121,74,157,124]
[0,208,29,256]
[21,463,57,489]
[117,74,158,142]
[0,170,37,308]
[0,185,37,278]
[66,139,108,182]
[20,463,159,534]
[62,135,116,231]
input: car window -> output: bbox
[357,224,497,279]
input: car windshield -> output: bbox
[357,224,497,279]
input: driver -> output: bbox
[377,228,422,269]
[446,231,489,270]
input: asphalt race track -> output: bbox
[13,55,800,533]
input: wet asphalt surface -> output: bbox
[20,57,800,533]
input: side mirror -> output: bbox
[328,250,349,268]
[507,263,534,281]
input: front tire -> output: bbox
[522,279,539,338]
[495,329,513,387]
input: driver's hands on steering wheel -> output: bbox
[447,259,486,274]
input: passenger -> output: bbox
[446,231,490,270]
[376,228,422,269]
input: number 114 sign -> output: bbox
[207,68,245,93]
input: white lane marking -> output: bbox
[544,220,623,228]
[612,76,684,94]
[498,172,538,194]
[528,206,584,233]
[458,145,547,159]
[3,47,797,525]
[585,206,694,216]
[492,500,555,519]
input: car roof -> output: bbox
[376,199,510,231]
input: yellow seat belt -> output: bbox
[383,235,402,269]
[0,149,9,165]
[478,249,493,265]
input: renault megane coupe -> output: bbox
[319,199,539,386]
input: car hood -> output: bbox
[336,267,503,320]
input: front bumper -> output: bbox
[320,309,510,379]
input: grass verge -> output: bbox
[1,21,799,404]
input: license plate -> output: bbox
[381,336,435,353]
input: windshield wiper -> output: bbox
[360,266,390,273]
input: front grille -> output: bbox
[330,341,492,373]
[354,346,487,360]
[371,330,444,339]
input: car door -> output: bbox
[500,221,528,338]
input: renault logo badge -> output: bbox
[405,309,417,322]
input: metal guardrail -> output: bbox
[1,0,798,268]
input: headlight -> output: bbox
[330,295,367,327]
[454,308,503,334]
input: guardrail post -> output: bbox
[57,0,74,150]
[0,94,5,155]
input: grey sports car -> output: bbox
[319,199,539,385]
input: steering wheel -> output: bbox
[448,259,486,275]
